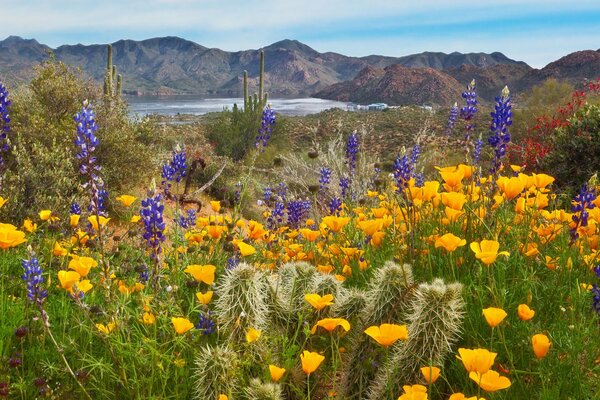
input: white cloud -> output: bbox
[0,0,598,66]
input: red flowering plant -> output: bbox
[508,78,600,171]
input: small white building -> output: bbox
[368,103,388,111]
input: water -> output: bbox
[126,95,351,117]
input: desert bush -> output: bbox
[1,59,154,221]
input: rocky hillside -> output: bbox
[314,65,464,106]
[0,36,527,96]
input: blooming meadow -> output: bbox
[1,75,600,400]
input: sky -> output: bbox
[1,0,599,68]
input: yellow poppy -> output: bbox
[210,200,221,213]
[88,215,110,230]
[482,307,507,328]
[304,293,334,310]
[57,270,81,292]
[300,350,325,375]
[0,223,27,249]
[364,323,408,347]
[269,365,286,382]
[246,327,261,343]
[142,312,156,325]
[469,370,511,392]
[184,264,216,285]
[96,322,116,334]
[435,233,466,252]
[321,215,350,233]
[0,196,6,208]
[52,241,68,257]
[299,228,320,242]
[470,240,509,266]
[68,256,97,277]
[69,214,80,228]
[196,291,214,305]
[130,215,141,223]
[397,384,428,400]
[532,334,551,359]
[457,348,496,374]
[23,219,37,233]
[517,304,535,321]
[420,366,441,384]
[171,317,194,334]
[116,195,137,207]
[39,210,54,221]
[73,280,92,294]
[497,176,525,200]
[236,241,256,256]
[311,318,351,334]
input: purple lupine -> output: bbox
[70,203,82,215]
[319,167,332,192]
[226,254,240,270]
[346,130,359,174]
[460,79,478,142]
[329,197,343,215]
[488,86,512,174]
[287,199,311,229]
[74,101,107,216]
[267,201,285,229]
[256,105,276,151]
[570,183,597,243]
[196,311,216,335]
[161,148,187,185]
[339,176,350,198]
[140,192,166,260]
[445,102,459,136]
[0,82,11,172]
[393,153,412,191]
[21,255,47,306]
[473,134,483,165]
[176,209,197,229]
[263,186,273,205]
[276,182,287,202]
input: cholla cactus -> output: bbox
[366,279,464,400]
[242,378,283,400]
[271,262,317,316]
[363,261,414,325]
[193,345,239,400]
[214,262,269,338]
[332,287,368,321]
[337,261,414,399]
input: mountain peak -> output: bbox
[264,39,318,55]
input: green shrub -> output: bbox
[1,59,154,222]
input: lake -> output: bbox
[126,95,351,117]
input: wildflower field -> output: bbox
[1,63,600,400]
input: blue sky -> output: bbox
[1,0,599,67]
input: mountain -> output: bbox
[516,50,600,91]
[314,65,465,106]
[315,50,600,106]
[0,36,528,96]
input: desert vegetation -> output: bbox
[1,51,600,400]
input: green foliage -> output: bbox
[541,103,600,190]
[1,58,153,222]
[512,79,574,141]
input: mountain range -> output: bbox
[1,35,599,106]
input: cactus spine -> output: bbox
[193,345,239,400]
[337,261,415,399]
[366,279,464,400]
[213,263,269,339]
[242,378,284,400]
